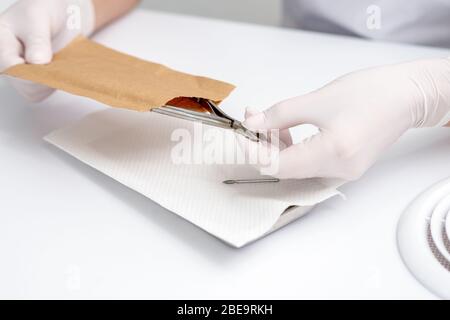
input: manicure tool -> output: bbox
[152,98,264,142]
[223,178,280,185]
[153,98,277,185]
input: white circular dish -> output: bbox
[397,177,450,299]
[429,195,450,262]
[446,209,450,245]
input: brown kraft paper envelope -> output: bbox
[4,36,235,112]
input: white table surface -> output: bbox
[1,9,449,299]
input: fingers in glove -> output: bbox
[243,91,329,131]
[0,28,25,71]
[14,18,52,64]
[272,131,369,181]
[245,107,293,147]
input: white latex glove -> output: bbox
[243,58,450,181]
[0,0,95,101]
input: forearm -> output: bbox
[92,0,140,31]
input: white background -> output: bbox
[0,0,282,26]
[1,9,449,299]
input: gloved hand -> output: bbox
[0,0,95,101]
[244,58,450,181]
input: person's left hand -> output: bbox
[0,0,95,101]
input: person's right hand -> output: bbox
[243,58,450,181]
[0,0,95,101]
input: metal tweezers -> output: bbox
[152,99,263,142]
[152,99,278,185]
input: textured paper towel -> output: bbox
[45,109,341,247]
[4,36,235,111]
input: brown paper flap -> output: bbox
[4,36,235,111]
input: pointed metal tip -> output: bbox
[223,180,236,185]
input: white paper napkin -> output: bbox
[45,109,341,247]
